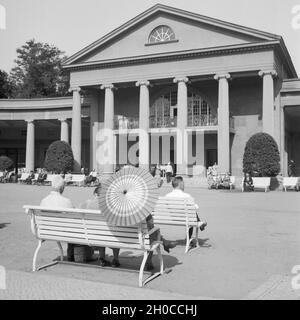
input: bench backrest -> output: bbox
[20,173,29,180]
[283,177,298,185]
[24,206,151,250]
[252,177,270,187]
[152,197,198,226]
[71,174,85,182]
[45,174,55,182]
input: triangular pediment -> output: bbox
[64,4,281,67]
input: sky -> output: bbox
[0,0,300,75]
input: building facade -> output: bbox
[0,4,299,176]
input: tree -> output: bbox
[243,132,280,177]
[44,141,74,173]
[0,156,14,171]
[9,39,69,98]
[0,70,12,98]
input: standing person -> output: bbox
[40,175,75,261]
[165,162,173,183]
[288,160,296,177]
[85,169,98,186]
[166,176,207,243]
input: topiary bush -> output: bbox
[243,132,280,177]
[44,140,74,173]
[0,155,14,171]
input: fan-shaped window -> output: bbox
[150,89,216,128]
[148,25,176,44]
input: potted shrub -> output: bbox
[44,140,74,174]
[243,132,280,190]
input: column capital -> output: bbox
[136,80,150,87]
[100,84,114,90]
[69,87,81,93]
[173,77,189,84]
[58,118,68,122]
[25,119,34,124]
[258,70,277,78]
[214,73,231,81]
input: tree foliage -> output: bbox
[0,70,12,98]
[44,141,74,173]
[9,39,69,98]
[243,132,280,177]
[0,156,14,171]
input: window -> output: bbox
[150,89,215,128]
[148,25,176,44]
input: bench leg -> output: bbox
[33,240,44,272]
[195,226,199,248]
[185,226,190,254]
[139,251,150,287]
[156,246,164,275]
[57,241,64,261]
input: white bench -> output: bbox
[68,174,85,187]
[18,173,29,183]
[229,176,235,190]
[282,177,299,191]
[24,206,164,287]
[242,177,270,192]
[151,197,200,253]
[44,174,55,185]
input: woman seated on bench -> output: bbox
[80,186,177,270]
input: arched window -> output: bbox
[150,89,215,128]
[148,25,175,44]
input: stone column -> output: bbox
[59,118,69,143]
[136,80,150,170]
[101,84,115,175]
[71,87,82,172]
[173,77,189,176]
[25,120,35,172]
[214,73,231,173]
[258,70,277,137]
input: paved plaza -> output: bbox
[0,183,300,299]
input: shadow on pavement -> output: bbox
[0,222,10,229]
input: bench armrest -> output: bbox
[148,226,160,236]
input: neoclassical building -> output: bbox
[0,4,300,176]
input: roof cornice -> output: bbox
[63,41,280,72]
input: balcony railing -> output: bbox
[114,116,139,130]
[150,116,177,128]
[187,114,217,127]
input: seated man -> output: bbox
[243,172,254,191]
[79,186,120,268]
[40,175,75,261]
[25,170,35,185]
[85,169,98,186]
[166,176,207,244]
[37,169,47,185]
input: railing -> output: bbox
[187,115,218,127]
[150,116,177,128]
[114,116,139,130]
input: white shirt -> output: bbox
[40,191,73,208]
[165,189,199,209]
[165,164,173,173]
